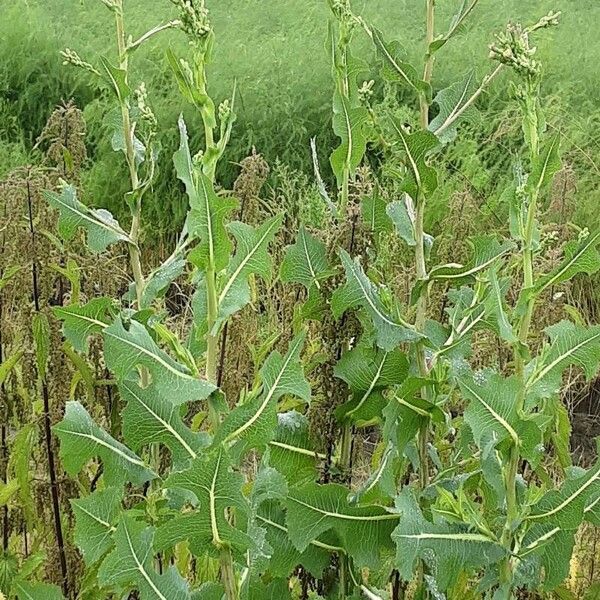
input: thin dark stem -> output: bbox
[27,176,69,597]
[0,268,8,552]
[216,321,228,389]
[1,425,8,552]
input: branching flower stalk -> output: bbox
[326,3,369,594]
[328,0,363,215]
[112,0,146,310]
[489,12,562,593]
[169,1,239,596]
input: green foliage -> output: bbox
[333,250,421,349]
[284,482,398,568]
[98,516,191,599]
[392,488,505,590]
[213,333,311,453]
[7,1,599,599]
[43,185,130,253]
[334,345,408,425]
[158,447,252,559]
[102,319,214,404]
[71,487,123,565]
[54,401,155,486]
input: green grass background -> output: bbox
[1,0,599,234]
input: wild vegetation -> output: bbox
[1,1,600,600]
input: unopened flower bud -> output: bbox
[60,48,101,76]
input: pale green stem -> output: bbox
[219,547,238,600]
[191,45,238,600]
[205,267,221,427]
[114,2,145,312]
[419,0,435,130]
[414,2,435,594]
[504,79,541,594]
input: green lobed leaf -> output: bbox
[247,577,292,600]
[284,482,398,568]
[103,319,215,405]
[213,333,310,453]
[521,462,600,588]
[174,116,238,272]
[350,441,399,505]
[392,488,505,590]
[521,231,600,303]
[106,108,146,166]
[382,378,442,455]
[54,401,155,486]
[215,214,283,330]
[371,28,431,99]
[43,185,130,253]
[256,501,334,578]
[332,250,422,350]
[427,236,514,285]
[98,515,191,600]
[519,525,576,591]
[280,226,333,291]
[140,255,187,309]
[71,487,123,565]
[191,583,224,600]
[527,133,561,195]
[527,461,600,530]
[386,197,415,246]
[53,297,114,353]
[334,345,408,425]
[120,380,209,469]
[525,321,600,403]
[389,120,439,200]
[429,70,479,143]
[13,581,66,600]
[99,56,130,102]
[484,268,517,343]
[361,187,393,236]
[330,89,369,188]
[191,581,225,600]
[269,411,323,485]
[158,446,251,559]
[459,371,542,464]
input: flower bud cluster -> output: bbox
[100,0,119,11]
[489,23,540,78]
[218,99,231,122]
[134,83,157,129]
[489,11,560,79]
[61,48,101,76]
[331,0,353,21]
[578,227,590,243]
[358,80,375,104]
[529,11,561,33]
[171,0,211,40]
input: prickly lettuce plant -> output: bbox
[350,4,600,600]
[12,1,600,600]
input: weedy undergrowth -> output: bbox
[2,1,600,599]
